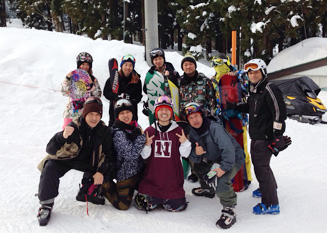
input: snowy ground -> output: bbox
[1,25,327,233]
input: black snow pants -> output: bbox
[251,140,278,206]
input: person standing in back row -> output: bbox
[227,58,287,215]
[61,52,102,129]
[103,54,142,126]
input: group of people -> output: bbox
[36,49,288,230]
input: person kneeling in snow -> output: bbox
[134,95,191,212]
[101,98,146,210]
[36,97,114,226]
[184,102,244,229]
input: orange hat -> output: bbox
[155,105,173,119]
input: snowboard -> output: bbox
[108,58,119,94]
[168,79,180,121]
[218,74,249,192]
[145,70,166,125]
[69,69,92,117]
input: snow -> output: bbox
[1,26,327,233]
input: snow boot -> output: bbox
[253,203,280,215]
[76,183,105,205]
[191,187,215,198]
[187,173,198,183]
[134,193,154,213]
[252,188,262,198]
[37,203,53,226]
[216,207,236,229]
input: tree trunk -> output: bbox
[0,0,6,27]
[177,25,183,51]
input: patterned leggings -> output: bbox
[102,175,138,210]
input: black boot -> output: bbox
[216,207,236,229]
[76,183,105,205]
[37,203,53,226]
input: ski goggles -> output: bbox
[84,97,103,106]
[211,58,227,67]
[121,54,136,63]
[150,49,164,58]
[183,103,202,116]
[114,98,132,109]
[244,63,260,72]
[77,53,93,63]
[154,95,173,107]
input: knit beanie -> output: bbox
[181,52,197,70]
[82,98,103,118]
[155,105,173,119]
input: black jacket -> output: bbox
[238,78,287,140]
[103,70,142,124]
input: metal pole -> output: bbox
[123,0,125,43]
[144,0,159,66]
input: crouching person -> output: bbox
[184,103,244,229]
[134,95,191,212]
[37,97,114,226]
[101,98,146,210]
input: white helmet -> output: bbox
[244,58,267,77]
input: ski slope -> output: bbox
[0,26,327,233]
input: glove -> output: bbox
[142,101,149,116]
[131,127,142,141]
[268,135,292,156]
[203,163,220,189]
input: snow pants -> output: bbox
[251,139,278,206]
[102,175,139,210]
[38,160,92,202]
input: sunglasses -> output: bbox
[211,58,227,67]
[122,54,136,63]
[183,103,201,115]
[84,97,103,106]
[114,98,132,109]
[150,49,164,58]
[244,63,260,72]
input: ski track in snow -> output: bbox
[0,26,327,233]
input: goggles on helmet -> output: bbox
[122,54,136,63]
[183,102,201,116]
[84,97,103,106]
[154,95,173,108]
[244,63,260,72]
[150,49,164,58]
[114,98,132,109]
[211,58,227,67]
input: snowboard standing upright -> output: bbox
[69,69,92,117]
[108,58,119,94]
[218,74,249,192]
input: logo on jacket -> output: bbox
[154,140,172,158]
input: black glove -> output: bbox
[268,135,292,156]
[225,100,236,110]
[142,101,149,116]
[131,127,142,141]
[203,163,220,189]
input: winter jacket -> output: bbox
[37,117,114,177]
[179,71,217,121]
[111,125,146,182]
[61,74,102,119]
[103,70,142,123]
[189,120,244,172]
[143,62,180,98]
[138,121,191,199]
[237,78,287,140]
